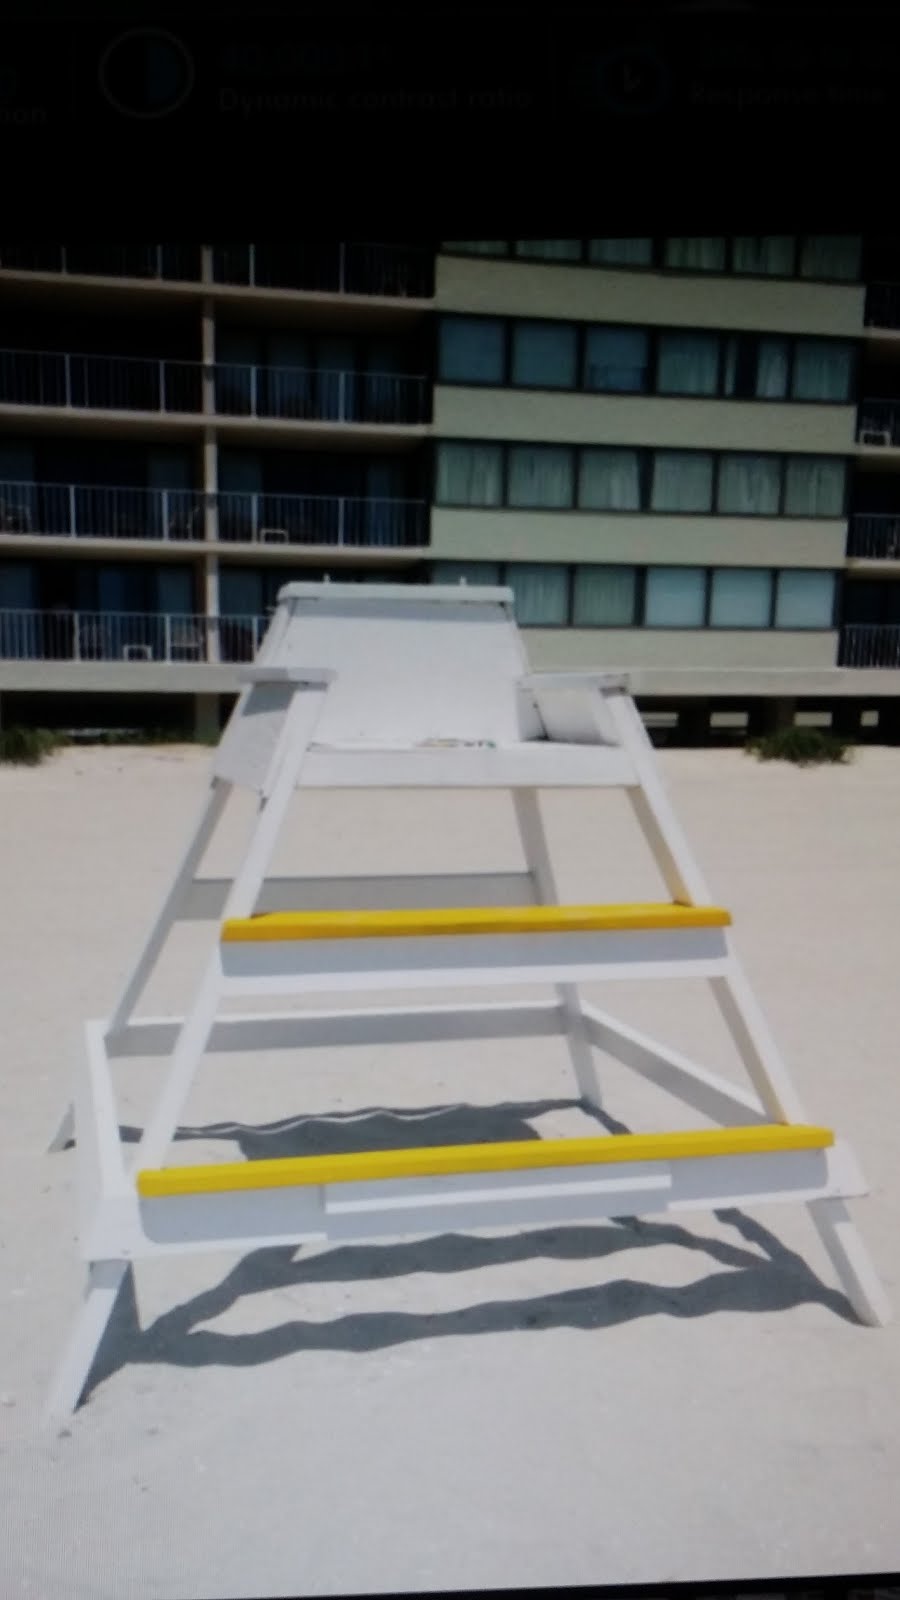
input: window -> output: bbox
[783,457,846,517]
[507,563,569,624]
[723,335,790,399]
[663,237,727,272]
[578,448,643,510]
[572,566,637,626]
[645,567,707,627]
[657,332,720,395]
[511,321,578,388]
[435,443,504,507]
[438,316,505,384]
[432,561,502,585]
[583,326,649,392]
[731,237,796,276]
[774,570,836,628]
[513,240,582,261]
[588,239,653,267]
[709,569,773,628]
[717,455,781,515]
[650,452,714,512]
[798,236,862,281]
[791,340,853,402]
[442,241,508,256]
[507,445,574,508]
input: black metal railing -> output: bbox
[847,514,900,560]
[839,624,900,668]
[0,244,201,281]
[212,242,433,299]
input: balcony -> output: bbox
[0,481,429,549]
[0,609,267,665]
[839,624,900,669]
[0,245,201,282]
[212,243,433,299]
[0,349,430,426]
[0,482,205,541]
[856,401,900,448]
[217,490,428,548]
[846,514,900,561]
[864,283,900,330]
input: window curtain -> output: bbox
[435,443,504,506]
[578,449,642,510]
[775,570,836,628]
[709,569,773,628]
[650,452,714,512]
[215,330,261,415]
[783,457,846,517]
[732,237,795,276]
[218,451,263,541]
[513,240,582,261]
[588,239,653,266]
[507,446,574,508]
[644,567,706,627]
[438,317,505,384]
[755,337,790,398]
[663,237,727,271]
[791,340,853,402]
[155,566,193,617]
[507,564,569,625]
[0,561,37,659]
[798,236,862,281]
[220,567,265,617]
[583,327,648,392]
[572,566,637,626]
[717,455,781,515]
[657,332,720,394]
[511,322,578,388]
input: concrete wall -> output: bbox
[433,387,857,456]
[430,510,848,569]
[435,256,866,338]
[521,627,838,671]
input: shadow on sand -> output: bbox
[86,1097,855,1402]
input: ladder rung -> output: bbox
[137,1124,833,1197]
[221,902,733,945]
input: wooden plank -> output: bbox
[221,901,733,945]
[137,1123,834,1197]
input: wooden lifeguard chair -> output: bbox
[47,581,890,1421]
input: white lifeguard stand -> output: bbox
[47,582,890,1421]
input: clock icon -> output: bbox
[98,27,195,119]
[588,45,672,116]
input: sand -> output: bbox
[1,741,899,1599]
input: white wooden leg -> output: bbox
[807,1197,892,1327]
[44,1260,131,1425]
[512,789,603,1110]
[48,1101,75,1153]
[710,958,808,1124]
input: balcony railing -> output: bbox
[864,282,900,330]
[214,363,429,424]
[212,243,433,299]
[0,244,201,281]
[839,624,900,669]
[0,609,268,664]
[217,491,427,547]
[0,481,206,541]
[0,481,428,547]
[0,349,430,424]
[847,514,900,560]
[857,400,900,447]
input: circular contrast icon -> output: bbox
[98,27,194,119]
[590,46,672,116]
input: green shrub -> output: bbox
[746,725,852,767]
[0,726,66,766]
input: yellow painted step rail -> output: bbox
[221,902,733,944]
[137,1124,833,1198]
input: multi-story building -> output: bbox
[1,236,898,742]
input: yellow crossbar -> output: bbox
[221,902,732,944]
[137,1124,833,1198]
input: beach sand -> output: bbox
[1,741,899,1598]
